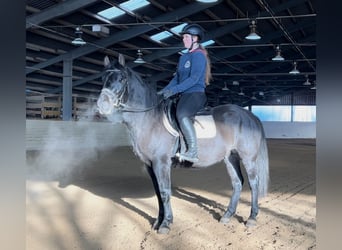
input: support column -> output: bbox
[62,57,73,120]
[290,92,294,122]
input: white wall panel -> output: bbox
[26,120,316,150]
[26,120,130,150]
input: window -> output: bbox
[201,39,215,47]
[251,105,316,122]
[150,23,188,43]
[252,106,291,121]
[181,39,215,53]
[98,0,150,20]
[293,106,316,122]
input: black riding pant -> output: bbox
[176,92,207,122]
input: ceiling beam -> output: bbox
[26,0,221,75]
[139,0,309,68]
[212,21,315,72]
[148,5,312,82]
[26,0,100,29]
[38,0,313,96]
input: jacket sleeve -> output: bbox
[162,72,178,91]
[169,52,206,94]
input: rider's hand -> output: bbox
[157,89,174,100]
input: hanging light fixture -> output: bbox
[289,61,300,74]
[222,81,229,91]
[238,88,245,95]
[71,26,86,46]
[272,45,285,61]
[245,20,261,40]
[134,49,146,64]
[303,75,311,85]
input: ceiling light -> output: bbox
[71,27,86,46]
[222,82,229,91]
[272,45,284,61]
[251,94,257,100]
[245,20,261,40]
[289,61,300,74]
[134,49,146,64]
[232,80,239,86]
[238,89,245,95]
[303,75,311,85]
[310,81,316,90]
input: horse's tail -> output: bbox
[256,130,269,198]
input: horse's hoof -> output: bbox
[152,220,160,230]
[157,227,170,234]
[219,216,230,224]
[246,218,257,227]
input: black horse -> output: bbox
[97,54,269,234]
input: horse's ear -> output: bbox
[118,53,125,67]
[104,56,111,67]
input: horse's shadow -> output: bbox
[172,187,244,224]
[27,148,243,228]
[60,173,245,227]
[62,174,157,226]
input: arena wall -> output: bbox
[26,120,316,150]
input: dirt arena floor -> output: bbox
[26,139,316,250]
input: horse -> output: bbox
[96,54,269,234]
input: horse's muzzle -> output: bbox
[97,89,115,115]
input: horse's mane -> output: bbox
[123,64,159,110]
[128,67,153,90]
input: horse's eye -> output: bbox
[119,74,124,82]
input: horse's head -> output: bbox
[97,54,129,115]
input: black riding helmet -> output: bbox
[179,24,204,41]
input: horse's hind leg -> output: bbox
[220,152,244,224]
[242,158,259,227]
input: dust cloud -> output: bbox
[26,106,124,183]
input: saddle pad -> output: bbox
[163,113,179,137]
[194,115,216,138]
[163,113,216,139]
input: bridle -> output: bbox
[100,69,161,113]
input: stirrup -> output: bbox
[176,152,199,163]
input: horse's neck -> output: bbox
[122,110,161,158]
[123,111,159,136]
[122,71,160,154]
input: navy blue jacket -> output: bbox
[163,49,207,94]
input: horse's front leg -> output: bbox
[146,162,173,234]
[145,165,164,230]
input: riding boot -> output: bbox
[178,117,199,163]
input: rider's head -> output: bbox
[180,24,204,50]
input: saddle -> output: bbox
[163,98,217,161]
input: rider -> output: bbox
[157,23,212,163]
